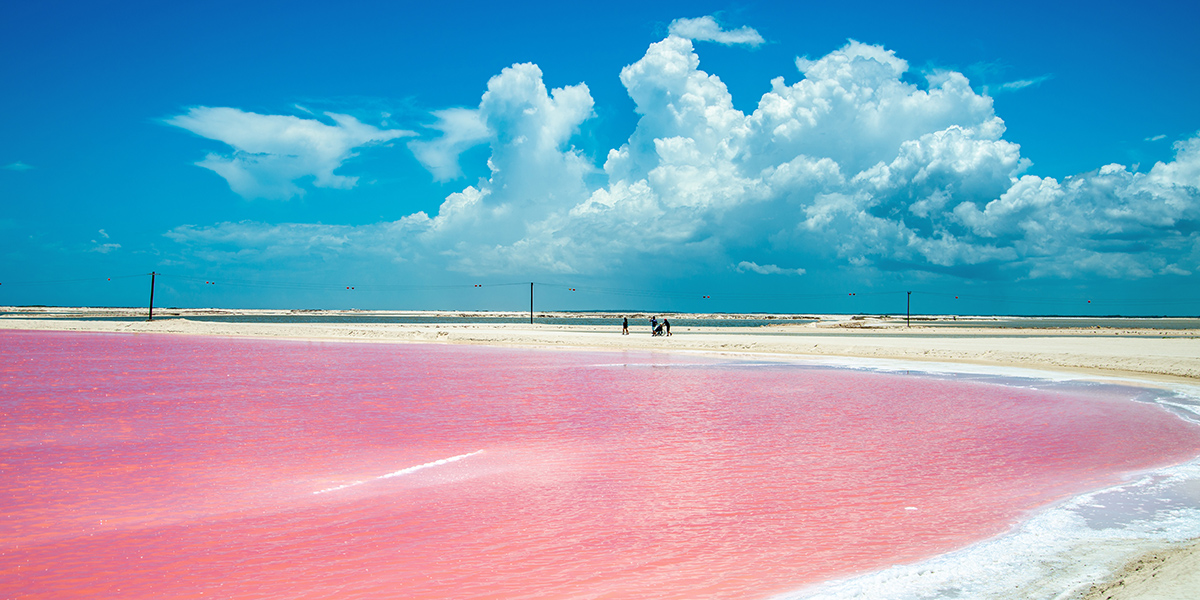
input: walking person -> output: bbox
[622,317,629,335]
[664,318,671,336]
[650,316,657,335]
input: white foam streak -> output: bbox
[314,450,483,495]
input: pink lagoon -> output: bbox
[3,329,1200,599]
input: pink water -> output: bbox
[3,331,1200,599]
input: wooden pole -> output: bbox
[148,271,156,321]
[906,291,911,327]
[530,282,534,324]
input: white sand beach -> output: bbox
[4,306,1199,599]
[4,307,1199,382]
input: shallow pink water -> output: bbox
[2,330,1200,599]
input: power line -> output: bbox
[156,273,532,292]
[2,271,1197,313]
[0,273,148,285]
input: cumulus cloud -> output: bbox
[170,31,1200,282]
[167,107,413,200]
[668,16,764,47]
[411,63,598,271]
[948,139,1200,277]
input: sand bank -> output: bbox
[4,307,1200,598]
[1081,541,1200,600]
[2,308,1198,384]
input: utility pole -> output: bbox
[148,271,157,321]
[906,291,911,327]
[530,282,534,324]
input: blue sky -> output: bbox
[3,0,1199,315]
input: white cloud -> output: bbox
[168,32,1200,283]
[736,261,805,275]
[167,107,413,200]
[415,63,598,269]
[988,74,1053,94]
[668,16,764,47]
[90,242,121,253]
[166,217,429,264]
[89,229,119,253]
[770,41,998,176]
[1146,134,1167,141]
[946,138,1200,277]
[408,108,491,181]
[3,161,34,171]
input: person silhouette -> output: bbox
[622,317,629,335]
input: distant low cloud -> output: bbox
[167,107,414,200]
[736,261,805,276]
[1146,134,1167,141]
[3,161,34,171]
[668,16,764,47]
[165,218,427,264]
[89,229,120,253]
[90,241,121,253]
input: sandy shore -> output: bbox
[4,307,1200,598]
[1081,541,1200,600]
[3,307,1199,383]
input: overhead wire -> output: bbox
[0,273,149,285]
[1,272,1196,312]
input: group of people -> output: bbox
[620,316,670,336]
